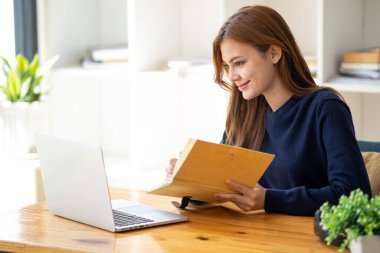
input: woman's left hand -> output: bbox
[214,179,266,212]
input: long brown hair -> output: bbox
[213,5,340,150]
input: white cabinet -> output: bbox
[46,68,228,169]
[47,68,131,155]
[0,160,41,213]
[47,69,103,144]
[128,71,182,168]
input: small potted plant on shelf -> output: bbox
[315,189,380,252]
[0,53,58,157]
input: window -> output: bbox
[14,0,38,61]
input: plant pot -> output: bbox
[314,210,343,247]
[350,236,380,253]
[0,101,48,158]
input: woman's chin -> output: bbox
[242,92,258,100]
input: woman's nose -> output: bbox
[228,71,239,83]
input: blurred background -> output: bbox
[1,0,379,213]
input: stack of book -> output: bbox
[81,44,129,69]
[339,48,380,79]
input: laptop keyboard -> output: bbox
[112,209,154,227]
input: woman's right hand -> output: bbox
[165,158,177,181]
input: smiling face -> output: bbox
[220,38,282,100]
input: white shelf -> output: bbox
[324,76,380,94]
[50,66,131,80]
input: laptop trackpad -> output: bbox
[117,205,158,215]
[112,199,158,214]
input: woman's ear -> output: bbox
[269,45,282,64]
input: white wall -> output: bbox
[98,0,128,46]
[128,0,180,71]
[267,0,318,56]
[0,0,15,65]
[363,0,380,49]
[179,0,224,60]
[38,0,98,67]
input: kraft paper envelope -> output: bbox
[149,139,275,203]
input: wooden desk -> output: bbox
[0,188,341,253]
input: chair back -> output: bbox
[358,140,380,152]
[358,140,380,196]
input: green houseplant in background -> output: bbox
[0,53,58,157]
[318,189,380,252]
[0,54,58,102]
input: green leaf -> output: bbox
[35,75,44,85]
[0,56,12,76]
[0,55,12,76]
[6,70,21,101]
[1,53,58,102]
[2,65,8,77]
[29,54,39,76]
[37,55,59,76]
[27,77,39,98]
[319,189,380,251]
[20,77,32,98]
[16,54,29,72]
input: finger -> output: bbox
[234,202,252,212]
[254,183,264,189]
[214,193,247,204]
[215,193,253,210]
[166,165,174,174]
[165,175,173,181]
[225,179,251,195]
[166,158,177,174]
[169,158,177,167]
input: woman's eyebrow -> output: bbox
[228,56,243,63]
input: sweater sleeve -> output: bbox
[264,99,372,216]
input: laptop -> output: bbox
[35,133,187,232]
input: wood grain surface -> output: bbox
[0,188,344,253]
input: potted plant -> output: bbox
[315,189,380,252]
[0,53,58,156]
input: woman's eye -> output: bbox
[234,61,245,67]
[223,64,229,72]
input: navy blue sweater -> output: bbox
[223,90,371,216]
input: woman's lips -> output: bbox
[237,81,250,91]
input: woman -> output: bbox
[167,6,371,216]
